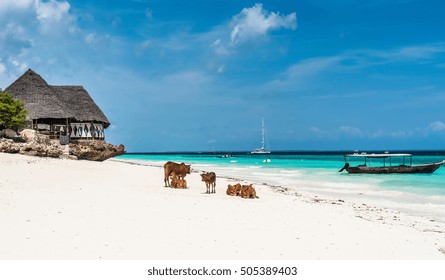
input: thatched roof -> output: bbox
[51,85,109,126]
[5,69,110,128]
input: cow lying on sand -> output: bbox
[163,161,191,187]
[170,172,187,189]
[240,184,259,199]
[226,183,259,199]
[226,183,242,196]
[200,172,216,194]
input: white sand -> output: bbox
[1,152,444,259]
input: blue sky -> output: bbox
[1,0,445,152]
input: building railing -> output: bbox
[34,122,105,142]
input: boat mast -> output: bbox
[261,117,265,150]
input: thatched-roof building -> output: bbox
[5,69,110,141]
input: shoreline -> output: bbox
[111,158,445,239]
[1,153,445,259]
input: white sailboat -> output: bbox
[250,117,270,154]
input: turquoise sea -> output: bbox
[117,151,445,220]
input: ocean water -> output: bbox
[117,151,445,220]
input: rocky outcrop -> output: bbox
[20,142,63,157]
[1,131,125,161]
[0,138,63,158]
[0,139,21,153]
[1,128,18,138]
[20,129,37,142]
[69,141,126,161]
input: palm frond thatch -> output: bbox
[5,69,110,128]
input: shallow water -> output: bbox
[117,151,445,221]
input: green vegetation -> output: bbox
[0,90,28,131]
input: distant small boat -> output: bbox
[219,154,232,158]
[339,153,445,174]
[251,117,270,154]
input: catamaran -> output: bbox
[250,117,270,154]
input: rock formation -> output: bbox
[1,130,125,161]
[69,141,126,161]
[0,138,63,158]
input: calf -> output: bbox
[176,178,187,189]
[240,184,259,199]
[170,172,187,189]
[200,172,216,194]
[226,183,242,196]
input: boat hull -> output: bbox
[250,151,271,154]
[345,163,443,174]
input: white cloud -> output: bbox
[0,63,6,74]
[264,43,445,94]
[286,56,341,79]
[370,129,385,139]
[84,32,110,51]
[398,46,445,59]
[136,40,152,56]
[35,0,70,22]
[0,0,34,14]
[9,58,28,72]
[212,38,229,56]
[139,40,152,50]
[265,56,341,91]
[308,126,333,139]
[85,33,96,45]
[230,3,296,44]
[339,126,363,137]
[429,121,445,132]
[35,0,73,33]
[0,22,34,53]
[389,130,413,138]
[145,8,153,19]
[0,1,75,34]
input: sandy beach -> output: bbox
[1,152,444,259]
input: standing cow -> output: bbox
[200,172,216,194]
[163,161,191,187]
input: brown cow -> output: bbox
[226,183,242,196]
[177,178,187,189]
[240,184,259,199]
[164,161,191,187]
[170,172,187,189]
[170,172,179,188]
[200,172,216,194]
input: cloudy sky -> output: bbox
[1,0,445,152]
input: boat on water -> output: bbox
[250,117,270,154]
[338,152,445,174]
[219,154,232,158]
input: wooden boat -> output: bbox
[338,153,445,174]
